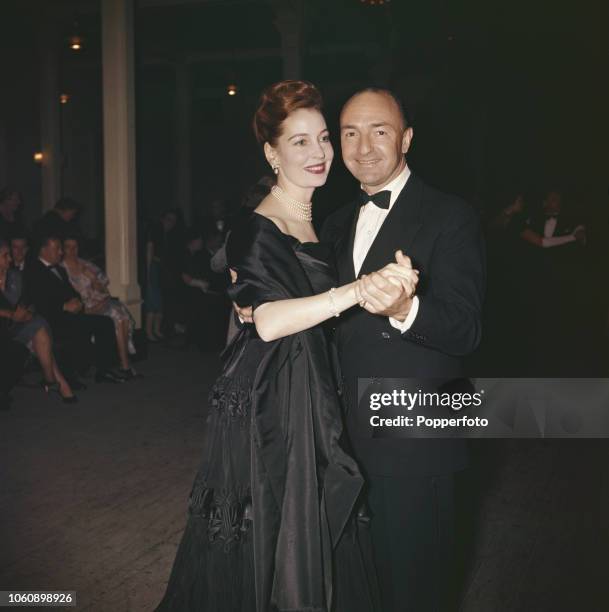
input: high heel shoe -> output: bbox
[41,380,79,404]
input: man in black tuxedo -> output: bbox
[24,236,123,384]
[321,89,485,611]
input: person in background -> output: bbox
[520,188,586,249]
[10,234,29,272]
[33,197,84,250]
[61,236,138,380]
[25,236,123,385]
[145,210,184,342]
[0,239,76,402]
[0,187,26,242]
[520,189,588,374]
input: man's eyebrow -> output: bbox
[341,122,391,129]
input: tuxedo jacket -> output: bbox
[24,259,81,329]
[321,174,486,476]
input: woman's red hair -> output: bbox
[253,80,323,147]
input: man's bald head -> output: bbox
[341,88,408,131]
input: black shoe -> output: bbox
[95,370,125,384]
[117,367,142,381]
[41,380,79,404]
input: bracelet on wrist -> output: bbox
[328,287,340,318]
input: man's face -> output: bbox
[41,239,62,265]
[11,239,28,264]
[340,91,413,193]
[543,191,562,216]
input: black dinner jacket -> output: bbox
[24,259,81,328]
[321,174,486,476]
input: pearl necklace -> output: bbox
[270,185,313,222]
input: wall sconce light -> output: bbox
[227,84,238,96]
[60,93,70,104]
[33,152,43,164]
[69,35,83,51]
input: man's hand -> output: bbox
[229,268,254,323]
[12,305,33,323]
[63,297,83,314]
[356,250,418,321]
[234,303,254,324]
[574,225,586,245]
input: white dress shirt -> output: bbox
[543,217,557,238]
[353,164,419,332]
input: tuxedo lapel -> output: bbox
[358,174,423,275]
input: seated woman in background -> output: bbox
[0,239,76,403]
[61,236,138,380]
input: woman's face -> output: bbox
[0,246,11,272]
[266,108,333,190]
[63,239,79,260]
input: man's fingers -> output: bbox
[232,302,254,323]
[395,250,412,268]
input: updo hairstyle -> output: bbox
[253,80,323,147]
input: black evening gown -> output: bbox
[156,213,379,612]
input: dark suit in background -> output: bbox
[322,174,485,611]
[24,259,117,377]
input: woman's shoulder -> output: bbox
[227,211,295,268]
[230,211,288,244]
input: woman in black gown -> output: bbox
[156,81,418,612]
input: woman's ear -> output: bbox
[263,142,278,172]
[264,142,281,175]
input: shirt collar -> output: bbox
[39,257,53,268]
[361,163,411,211]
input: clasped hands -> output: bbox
[355,250,419,322]
[231,250,418,324]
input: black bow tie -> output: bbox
[358,189,391,210]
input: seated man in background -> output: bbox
[10,234,29,272]
[24,236,124,385]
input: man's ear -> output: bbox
[401,127,414,155]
